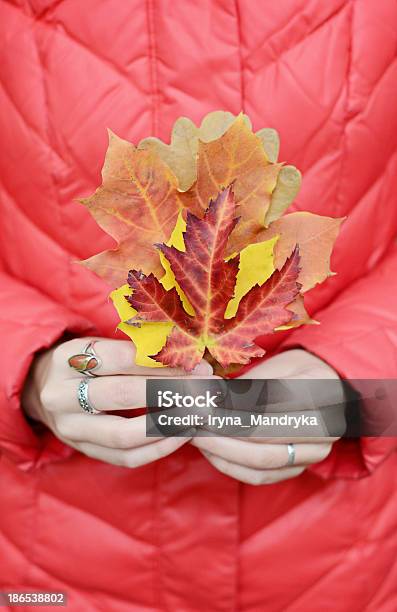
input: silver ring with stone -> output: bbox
[68,340,102,377]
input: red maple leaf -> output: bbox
[126,187,301,371]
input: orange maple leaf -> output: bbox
[80,131,184,287]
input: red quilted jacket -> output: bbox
[1,1,397,610]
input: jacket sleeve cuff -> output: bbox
[281,334,397,479]
[0,316,95,471]
[280,244,397,479]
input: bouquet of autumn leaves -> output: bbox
[80,111,342,375]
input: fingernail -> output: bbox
[193,361,213,376]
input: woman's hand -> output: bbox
[192,349,345,485]
[22,337,212,468]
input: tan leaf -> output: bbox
[256,127,280,162]
[264,165,302,225]
[138,117,198,192]
[138,111,251,191]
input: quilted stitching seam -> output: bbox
[2,3,148,98]
[245,0,348,72]
[234,0,245,113]
[334,0,354,216]
[30,22,76,316]
[146,0,160,138]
